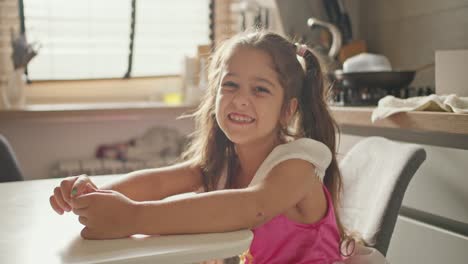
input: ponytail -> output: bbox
[295,44,350,245]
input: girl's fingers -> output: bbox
[94,188,113,194]
[78,216,88,226]
[80,227,92,239]
[80,227,106,240]
[49,195,64,215]
[72,207,88,217]
[53,186,71,212]
[60,176,79,204]
[83,183,98,194]
[71,175,95,198]
[71,192,95,209]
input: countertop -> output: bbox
[0,175,253,264]
[1,103,467,135]
[330,106,468,135]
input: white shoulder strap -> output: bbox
[248,138,332,187]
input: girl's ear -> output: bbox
[282,98,298,125]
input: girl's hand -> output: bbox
[71,187,139,239]
[49,174,97,215]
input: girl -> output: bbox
[50,30,348,263]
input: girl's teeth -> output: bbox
[230,114,254,123]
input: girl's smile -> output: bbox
[227,112,256,125]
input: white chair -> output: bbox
[338,136,426,256]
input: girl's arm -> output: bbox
[101,160,203,201]
[134,159,319,235]
[51,160,203,216]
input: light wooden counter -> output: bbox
[331,106,468,135]
[0,102,195,121]
[1,103,467,135]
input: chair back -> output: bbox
[0,135,24,182]
[338,136,426,256]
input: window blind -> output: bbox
[132,0,210,77]
[23,0,210,80]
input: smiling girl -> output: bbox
[50,30,349,263]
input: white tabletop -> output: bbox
[0,176,253,264]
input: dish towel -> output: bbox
[371,94,468,122]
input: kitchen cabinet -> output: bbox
[388,216,468,263]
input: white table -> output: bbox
[0,176,253,264]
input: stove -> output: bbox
[329,83,434,106]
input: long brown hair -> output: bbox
[181,30,346,238]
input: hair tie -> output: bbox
[295,43,309,57]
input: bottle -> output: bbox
[182,56,199,105]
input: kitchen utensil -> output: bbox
[264,8,269,29]
[323,0,340,26]
[307,17,342,58]
[254,8,262,28]
[334,70,415,90]
[238,1,270,30]
[322,0,352,44]
[338,40,367,63]
[336,0,352,43]
[334,63,434,89]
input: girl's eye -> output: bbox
[222,81,238,88]
[255,86,270,94]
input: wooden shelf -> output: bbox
[331,106,468,135]
[0,102,196,121]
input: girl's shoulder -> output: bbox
[281,138,331,154]
[275,138,332,169]
[249,138,332,186]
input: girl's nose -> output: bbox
[232,92,250,107]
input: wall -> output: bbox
[359,0,468,87]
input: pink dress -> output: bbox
[240,138,342,263]
[245,185,342,264]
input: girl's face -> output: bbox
[215,47,291,146]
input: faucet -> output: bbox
[307,17,342,59]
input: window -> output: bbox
[22,0,210,81]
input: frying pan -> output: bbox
[333,70,415,89]
[333,64,434,90]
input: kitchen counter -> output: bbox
[0,102,195,121]
[1,103,467,135]
[331,106,468,135]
